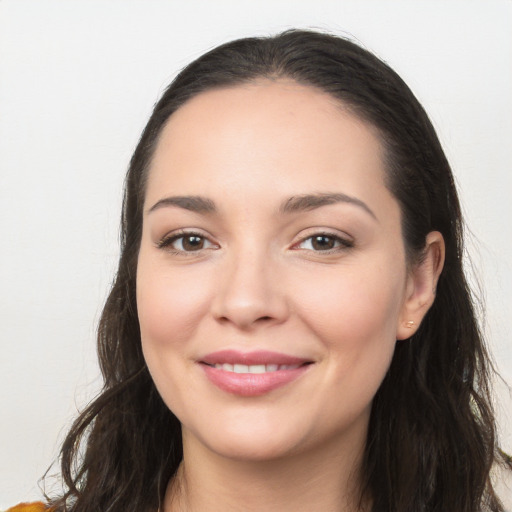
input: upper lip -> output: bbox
[200,349,312,366]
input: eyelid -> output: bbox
[291,229,354,252]
[156,229,219,253]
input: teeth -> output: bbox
[214,363,301,373]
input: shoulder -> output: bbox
[4,503,51,512]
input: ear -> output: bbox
[396,231,445,340]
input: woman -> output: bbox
[10,29,511,511]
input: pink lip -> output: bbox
[201,349,309,366]
[199,350,313,397]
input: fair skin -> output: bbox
[136,80,445,512]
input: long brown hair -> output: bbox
[46,29,510,511]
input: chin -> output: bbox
[204,433,303,462]
[183,414,310,462]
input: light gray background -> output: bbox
[1,0,511,505]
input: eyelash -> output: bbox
[157,230,354,255]
[293,232,354,253]
[156,230,216,255]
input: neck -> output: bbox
[164,428,369,512]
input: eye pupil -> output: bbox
[312,235,335,250]
[182,235,204,251]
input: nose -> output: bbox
[211,248,289,331]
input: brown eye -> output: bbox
[311,235,336,251]
[296,233,353,252]
[181,235,205,251]
[158,232,216,253]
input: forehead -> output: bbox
[146,80,390,212]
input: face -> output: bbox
[137,80,413,462]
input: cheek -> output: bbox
[136,256,215,416]
[294,259,404,372]
[136,256,211,355]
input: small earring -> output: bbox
[405,320,415,329]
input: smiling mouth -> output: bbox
[205,362,309,374]
[199,351,313,396]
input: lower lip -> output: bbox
[201,364,311,396]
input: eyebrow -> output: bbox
[148,195,216,214]
[147,192,376,220]
[280,193,377,220]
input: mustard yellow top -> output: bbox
[5,503,49,512]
